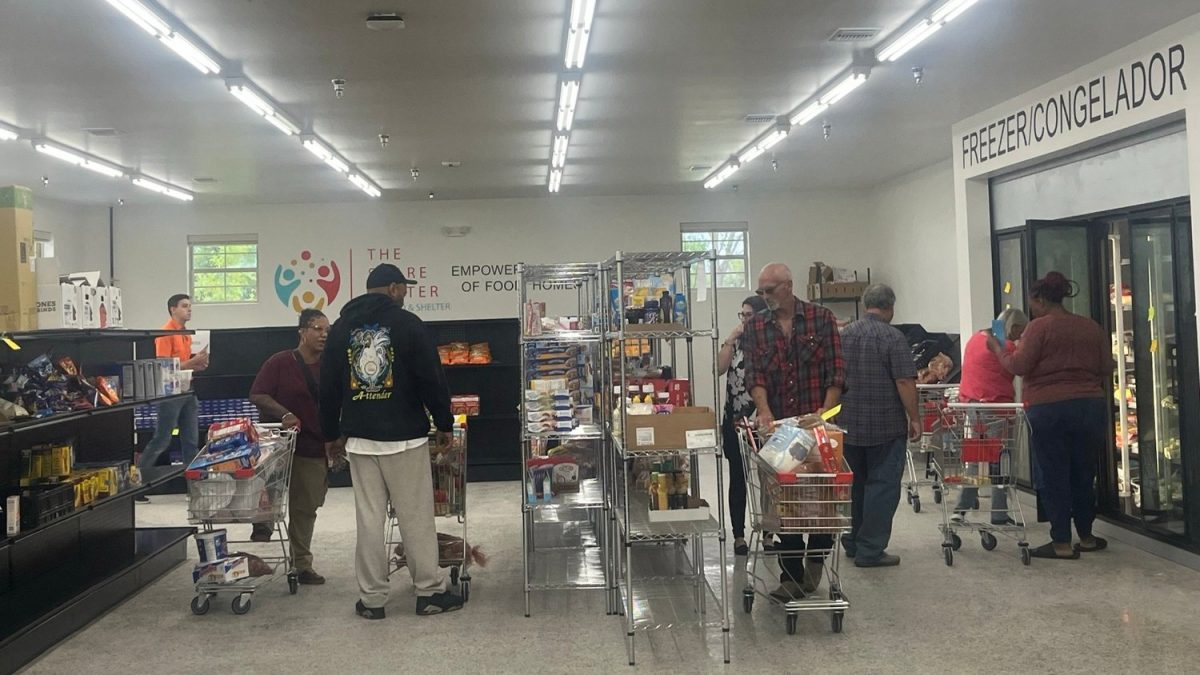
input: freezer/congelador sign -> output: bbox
[961,44,1187,169]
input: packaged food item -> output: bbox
[192,555,251,584]
[468,343,492,364]
[447,342,470,365]
[437,345,452,365]
[208,419,259,444]
[6,495,19,536]
[194,529,229,563]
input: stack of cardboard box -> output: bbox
[0,186,37,331]
[807,261,869,302]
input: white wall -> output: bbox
[32,197,110,276]
[870,160,960,332]
[111,190,884,408]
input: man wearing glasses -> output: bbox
[247,309,332,586]
[742,262,845,601]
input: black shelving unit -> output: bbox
[0,330,195,673]
[426,318,521,481]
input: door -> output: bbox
[994,231,1027,315]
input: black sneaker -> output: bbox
[135,495,150,503]
[250,526,273,543]
[355,600,385,620]
[416,591,464,616]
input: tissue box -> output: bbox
[192,555,250,584]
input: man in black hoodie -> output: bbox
[320,264,463,619]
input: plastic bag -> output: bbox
[757,423,819,473]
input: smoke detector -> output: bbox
[366,13,405,30]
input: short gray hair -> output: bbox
[862,284,896,310]
[997,307,1028,336]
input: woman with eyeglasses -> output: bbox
[719,295,769,556]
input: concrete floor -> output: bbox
[21,471,1200,674]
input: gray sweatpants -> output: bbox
[348,445,446,608]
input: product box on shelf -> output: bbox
[0,185,37,332]
[624,406,718,451]
[808,281,869,301]
[647,499,710,523]
[35,259,80,330]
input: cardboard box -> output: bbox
[647,499,711,523]
[0,186,37,331]
[192,555,250,584]
[622,322,685,333]
[107,286,124,327]
[624,406,718,451]
[36,283,81,329]
[808,281,869,302]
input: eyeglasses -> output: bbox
[755,285,778,296]
[737,311,755,319]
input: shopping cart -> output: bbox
[387,426,472,601]
[905,384,956,513]
[186,425,297,615]
[934,403,1030,566]
[739,422,852,635]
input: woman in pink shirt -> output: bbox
[988,272,1113,560]
[953,308,1028,524]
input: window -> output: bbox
[680,223,749,289]
[33,230,54,259]
[188,235,258,304]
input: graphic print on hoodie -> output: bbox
[349,324,394,399]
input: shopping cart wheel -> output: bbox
[905,489,914,505]
[1020,545,1032,566]
[950,533,962,551]
[980,532,998,551]
[288,572,299,595]
[461,580,471,603]
[831,611,844,634]
[450,565,460,586]
[742,591,754,614]
[190,595,211,616]
[933,488,943,504]
[911,496,921,513]
[943,545,954,566]
[232,594,252,615]
[786,613,798,635]
[829,583,843,601]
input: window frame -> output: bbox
[187,235,260,305]
[680,222,750,290]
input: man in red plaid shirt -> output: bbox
[742,262,845,601]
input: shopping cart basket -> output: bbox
[739,421,852,635]
[934,403,1030,566]
[186,425,297,615]
[387,426,472,601]
[905,384,956,512]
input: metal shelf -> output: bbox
[1,328,193,343]
[519,262,603,284]
[527,548,608,591]
[525,477,605,511]
[616,494,721,542]
[611,433,720,460]
[617,576,724,632]
[524,424,605,442]
[0,393,194,437]
[604,250,713,275]
[606,328,715,340]
[521,331,603,344]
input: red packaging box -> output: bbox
[667,380,691,407]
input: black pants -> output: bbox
[777,534,834,583]
[1028,398,1105,544]
[721,416,747,539]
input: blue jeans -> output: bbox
[844,437,907,561]
[140,395,199,471]
[1027,398,1105,544]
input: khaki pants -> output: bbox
[348,445,446,608]
[288,455,329,572]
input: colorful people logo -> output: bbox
[275,250,341,312]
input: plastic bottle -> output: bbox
[673,293,688,327]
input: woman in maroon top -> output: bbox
[988,272,1113,560]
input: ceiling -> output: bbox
[0,0,1197,205]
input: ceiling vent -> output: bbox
[83,128,120,136]
[366,13,405,30]
[743,114,777,125]
[192,177,218,183]
[828,27,880,42]
[688,165,713,172]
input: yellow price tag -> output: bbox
[821,405,842,421]
[1150,339,1159,354]
[1003,281,1012,294]
[1147,306,1156,322]
[2,336,20,350]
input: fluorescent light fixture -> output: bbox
[877,19,942,62]
[703,160,740,190]
[736,127,788,166]
[303,138,349,173]
[932,0,979,24]
[821,71,868,106]
[264,112,300,136]
[81,159,126,178]
[564,0,596,69]
[132,177,194,201]
[556,79,581,131]
[34,142,126,178]
[105,0,170,37]
[0,122,18,141]
[551,134,570,168]
[228,83,275,117]
[790,100,828,126]
[348,173,382,198]
[548,168,563,193]
[159,32,221,74]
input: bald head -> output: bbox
[756,262,795,313]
